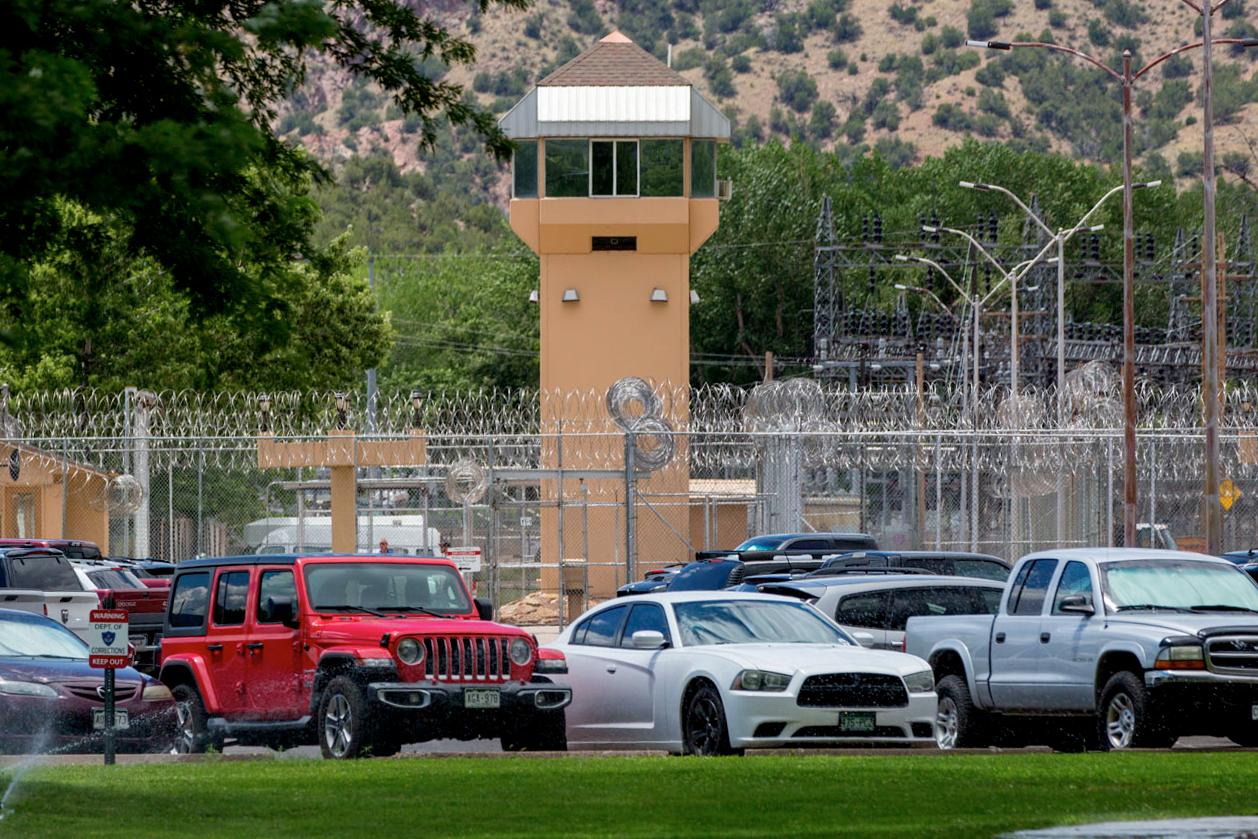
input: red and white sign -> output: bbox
[446,546,483,573]
[87,609,130,669]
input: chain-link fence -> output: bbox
[3,373,1257,625]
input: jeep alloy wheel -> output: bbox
[324,693,354,757]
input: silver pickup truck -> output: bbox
[906,548,1258,751]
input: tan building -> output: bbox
[500,32,731,591]
[0,443,111,550]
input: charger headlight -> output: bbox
[903,670,936,694]
[731,670,792,691]
[397,638,424,666]
[509,637,533,667]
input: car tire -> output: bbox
[682,683,739,756]
[318,676,373,759]
[1096,671,1175,751]
[934,675,989,750]
[171,683,220,754]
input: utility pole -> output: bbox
[1201,1,1223,554]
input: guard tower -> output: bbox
[500,32,731,592]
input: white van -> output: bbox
[254,514,442,556]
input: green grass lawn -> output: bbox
[4,752,1258,838]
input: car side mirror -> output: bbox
[264,596,299,629]
[852,631,876,648]
[1058,594,1095,615]
[474,597,493,622]
[631,630,668,650]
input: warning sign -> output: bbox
[446,546,483,573]
[1221,479,1242,511]
[87,609,131,669]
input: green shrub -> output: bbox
[673,47,706,71]
[810,100,837,139]
[843,114,866,143]
[1102,0,1146,28]
[1034,0,1051,8]
[975,61,1005,87]
[933,102,973,130]
[1049,10,1067,28]
[941,25,964,48]
[731,53,752,73]
[974,113,1002,136]
[978,88,1011,118]
[776,68,819,112]
[1177,150,1203,177]
[879,54,899,73]
[567,0,603,35]
[1087,18,1109,46]
[889,4,918,25]
[833,13,862,43]
[875,137,917,168]
[705,55,737,98]
[772,13,804,53]
[827,49,848,69]
[871,99,901,130]
[921,33,940,55]
[524,13,543,39]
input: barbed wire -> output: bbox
[4,377,1258,478]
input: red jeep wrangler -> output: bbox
[158,554,570,758]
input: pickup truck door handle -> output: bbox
[1040,632,1051,644]
[994,632,1006,644]
[245,642,265,651]
[206,644,224,652]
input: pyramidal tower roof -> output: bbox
[539,31,690,87]
[499,31,731,140]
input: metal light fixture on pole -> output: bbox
[959,179,1123,542]
[967,29,1255,547]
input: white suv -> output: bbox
[762,573,1005,651]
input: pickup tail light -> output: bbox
[899,636,907,653]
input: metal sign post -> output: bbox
[87,608,130,766]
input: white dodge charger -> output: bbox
[548,591,938,754]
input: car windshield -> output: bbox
[86,568,144,589]
[0,617,90,659]
[304,562,471,615]
[672,599,854,647]
[735,537,786,551]
[1101,560,1258,612]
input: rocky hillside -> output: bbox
[280,0,1258,188]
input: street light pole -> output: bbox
[1121,48,1138,548]
[1201,0,1223,553]
[967,29,1256,548]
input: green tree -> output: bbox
[0,0,526,378]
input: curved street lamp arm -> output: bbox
[1008,41,1122,80]
[1179,0,1204,12]
[977,183,1054,238]
[1134,38,1257,80]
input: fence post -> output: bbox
[581,479,590,612]
[934,434,942,549]
[168,461,174,562]
[196,450,204,556]
[1106,436,1115,547]
[556,424,565,629]
[624,429,636,585]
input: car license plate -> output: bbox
[838,711,876,733]
[92,708,129,731]
[464,689,500,710]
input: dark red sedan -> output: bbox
[0,608,176,754]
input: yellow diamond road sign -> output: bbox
[1220,479,1241,511]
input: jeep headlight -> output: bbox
[0,680,57,698]
[397,638,424,666]
[509,637,533,667]
[731,670,792,691]
[903,670,935,694]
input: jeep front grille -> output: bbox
[1205,636,1258,674]
[796,673,908,708]
[422,636,511,682]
